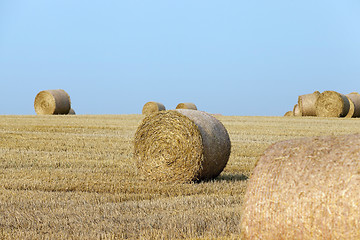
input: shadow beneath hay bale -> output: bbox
[215,173,249,182]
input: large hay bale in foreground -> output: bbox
[298,91,320,116]
[240,134,360,240]
[134,109,231,182]
[293,104,301,116]
[315,91,350,117]
[34,89,71,115]
[346,92,360,117]
[142,102,165,115]
[175,102,197,110]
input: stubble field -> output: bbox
[0,114,360,239]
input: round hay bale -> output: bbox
[68,108,76,115]
[134,109,231,183]
[346,92,360,117]
[142,102,165,115]
[293,104,301,116]
[345,96,355,118]
[34,89,71,115]
[315,91,350,117]
[283,111,293,117]
[298,91,320,116]
[175,102,198,110]
[240,134,360,240]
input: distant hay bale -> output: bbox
[68,108,76,115]
[34,89,71,115]
[346,92,360,117]
[142,102,165,115]
[134,109,231,183]
[345,96,355,118]
[315,91,350,117]
[293,104,301,116]
[240,134,360,240]
[283,111,293,117]
[175,102,198,110]
[298,91,320,116]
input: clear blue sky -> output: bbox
[1,1,360,115]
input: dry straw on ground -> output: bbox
[283,111,293,117]
[240,134,360,240]
[175,102,198,110]
[315,90,350,117]
[34,89,71,115]
[346,92,360,117]
[142,102,166,115]
[298,91,320,116]
[134,109,231,183]
[293,104,301,116]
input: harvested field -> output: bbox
[1,115,360,239]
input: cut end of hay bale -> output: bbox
[345,96,355,118]
[34,89,71,115]
[134,109,231,183]
[346,92,360,117]
[293,104,301,117]
[241,134,360,239]
[175,102,198,110]
[315,91,350,117]
[142,102,166,115]
[298,91,320,116]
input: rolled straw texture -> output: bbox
[142,102,165,115]
[346,92,360,117]
[345,96,355,118]
[176,102,198,110]
[134,109,231,183]
[293,104,301,116]
[315,91,350,117]
[298,91,320,116]
[34,89,71,115]
[283,111,293,117]
[240,134,360,240]
[68,108,76,115]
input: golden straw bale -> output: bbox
[240,134,360,240]
[346,92,360,117]
[345,96,355,118]
[293,104,301,116]
[134,109,231,183]
[142,102,166,115]
[175,102,198,110]
[315,91,350,117]
[68,108,76,115]
[298,91,320,116]
[283,111,293,117]
[34,89,71,115]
